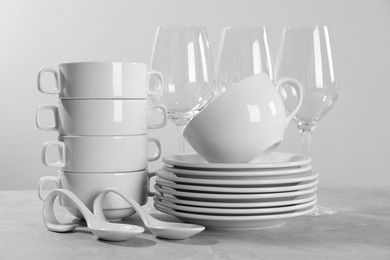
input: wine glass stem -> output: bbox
[176,124,186,153]
[301,129,312,158]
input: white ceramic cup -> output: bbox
[42,135,161,172]
[38,170,156,220]
[36,99,167,135]
[37,62,163,99]
[183,73,303,163]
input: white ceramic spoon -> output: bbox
[94,188,205,240]
[43,189,145,241]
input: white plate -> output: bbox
[155,192,317,208]
[154,203,316,230]
[163,164,312,178]
[156,168,318,186]
[163,152,311,170]
[154,184,317,202]
[154,196,317,215]
[156,177,319,194]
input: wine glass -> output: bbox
[274,25,341,215]
[150,24,215,152]
[215,26,273,95]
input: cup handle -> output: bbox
[147,171,157,196]
[37,67,61,94]
[37,176,60,201]
[146,137,161,162]
[147,70,163,96]
[41,140,66,168]
[275,77,304,125]
[148,104,168,129]
[36,105,59,131]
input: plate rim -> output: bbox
[154,184,318,200]
[154,202,316,221]
[156,168,319,186]
[163,164,313,177]
[154,192,317,208]
[162,152,312,170]
[156,177,319,193]
[154,196,317,215]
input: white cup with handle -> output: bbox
[37,62,163,99]
[38,170,156,220]
[41,135,161,172]
[36,99,167,135]
[184,73,303,163]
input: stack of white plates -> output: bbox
[154,152,318,230]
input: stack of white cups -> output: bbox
[36,62,167,220]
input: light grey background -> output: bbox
[1,0,389,190]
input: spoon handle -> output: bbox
[93,188,146,220]
[43,189,95,232]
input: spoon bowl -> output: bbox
[43,189,144,241]
[94,188,205,240]
[145,220,206,240]
[88,220,143,241]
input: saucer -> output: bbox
[156,177,319,194]
[154,203,316,230]
[163,152,311,170]
[154,184,317,202]
[154,192,317,208]
[163,164,312,178]
[154,196,317,215]
[156,169,318,186]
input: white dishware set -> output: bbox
[154,73,319,230]
[37,61,167,220]
[155,153,317,230]
[35,62,206,240]
[35,24,339,240]
[150,24,339,228]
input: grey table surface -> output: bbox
[0,188,389,260]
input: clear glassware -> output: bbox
[275,25,341,215]
[215,26,273,95]
[150,24,215,152]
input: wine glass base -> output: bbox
[309,204,338,216]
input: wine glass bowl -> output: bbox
[275,25,340,135]
[150,24,215,151]
[215,26,273,95]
